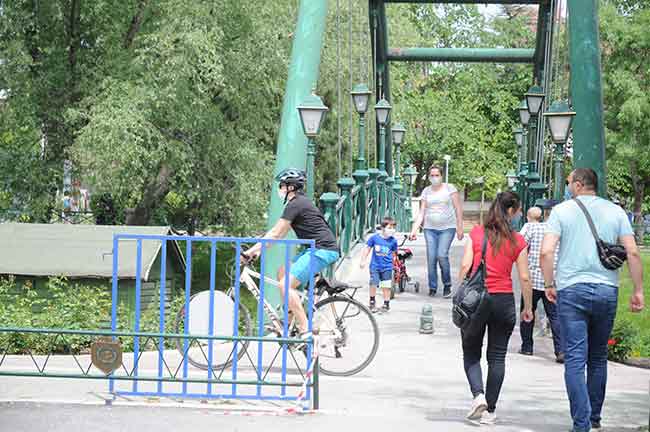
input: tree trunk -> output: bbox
[124,0,149,49]
[125,164,173,225]
[68,0,81,79]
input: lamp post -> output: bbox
[544,100,576,201]
[525,85,546,170]
[443,154,451,184]
[518,99,530,172]
[297,91,329,200]
[351,84,373,232]
[513,127,524,171]
[375,99,392,174]
[375,98,391,219]
[392,123,406,228]
[403,165,417,224]
[524,86,546,213]
[392,123,406,185]
[506,170,518,192]
[351,84,372,171]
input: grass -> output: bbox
[617,252,650,357]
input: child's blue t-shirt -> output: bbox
[367,234,398,272]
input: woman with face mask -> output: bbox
[409,164,464,298]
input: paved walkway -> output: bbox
[1,234,649,432]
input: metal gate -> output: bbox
[0,233,318,410]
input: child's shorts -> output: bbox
[369,268,392,288]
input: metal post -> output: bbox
[307,137,316,200]
[338,178,355,256]
[567,0,607,196]
[378,125,387,173]
[265,0,329,305]
[356,113,367,171]
[445,159,449,184]
[553,142,565,201]
[368,168,380,228]
[385,176,395,219]
[529,115,538,168]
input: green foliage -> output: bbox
[614,252,650,359]
[387,5,533,198]
[0,276,112,354]
[601,1,650,217]
[608,318,637,362]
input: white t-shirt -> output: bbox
[420,184,458,230]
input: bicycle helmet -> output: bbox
[275,168,306,190]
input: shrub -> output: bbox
[608,318,639,362]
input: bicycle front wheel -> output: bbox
[174,290,252,371]
[312,296,379,377]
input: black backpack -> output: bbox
[452,233,490,331]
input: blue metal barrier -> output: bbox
[109,234,317,401]
[107,234,317,405]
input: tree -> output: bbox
[600,1,650,228]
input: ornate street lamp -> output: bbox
[525,85,546,117]
[518,99,530,127]
[351,84,372,115]
[513,127,524,170]
[391,122,406,184]
[525,85,545,171]
[297,92,329,199]
[374,98,392,174]
[351,84,372,171]
[544,100,576,201]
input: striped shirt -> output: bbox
[520,222,557,291]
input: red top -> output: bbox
[469,225,527,294]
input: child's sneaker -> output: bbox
[369,302,378,313]
[466,393,487,420]
[381,303,390,313]
[480,411,496,425]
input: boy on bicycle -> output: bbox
[241,168,339,337]
[360,217,398,313]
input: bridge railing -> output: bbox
[321,175,413,269]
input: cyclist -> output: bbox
[241,168,340,337]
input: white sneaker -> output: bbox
[480,411,496,425]
[466,393,488,420]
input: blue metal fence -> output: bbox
[0,233,318,409]
[109,233,317,405]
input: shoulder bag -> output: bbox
[452,233,490,330]
[573,198,627,270]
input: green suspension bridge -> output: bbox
[266,0,606,285]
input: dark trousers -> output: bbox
[461,293,516,413]
[520,289,563,355]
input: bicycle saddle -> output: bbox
[315,277,359,296]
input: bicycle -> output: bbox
[174,253,380,377]
[390,235,420,299]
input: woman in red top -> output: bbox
[458,192,533,425]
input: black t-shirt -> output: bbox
[280,194,338,251]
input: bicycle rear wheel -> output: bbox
[312,296,379,377]
[174,290,252,371]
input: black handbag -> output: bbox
[573,198,627,270]
[452,233,489,330]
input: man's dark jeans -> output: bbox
[558,283,618,432]
[520,289,562,355]
[462,293,516,413]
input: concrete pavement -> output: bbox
[1,234,649,432]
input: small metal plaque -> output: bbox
[91,337,122,375]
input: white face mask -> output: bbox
[278,188,287,201]
[382,227,396,238]
[430,176,442,186]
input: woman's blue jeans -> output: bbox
[558,283,618,432]
[423,228,456,293]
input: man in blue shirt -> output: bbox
[360,217,398,313]
[541,168,644,432]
